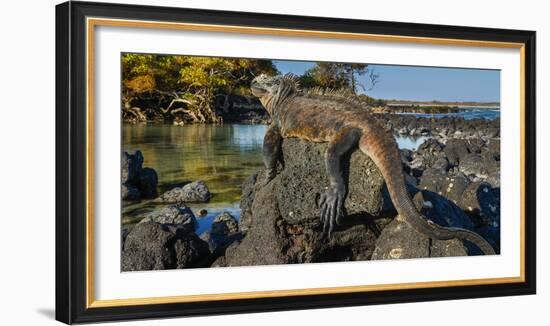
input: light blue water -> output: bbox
[395,136,429,151]
[194,204,242,235]
[396,107,500,120]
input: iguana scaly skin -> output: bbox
[251,74,495,255]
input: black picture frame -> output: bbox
[56,1,536,324]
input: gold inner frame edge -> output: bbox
[85,17,527,309]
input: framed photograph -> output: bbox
[56,1,536,324]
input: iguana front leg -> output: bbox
[262,124,283,185]
[319,129,362,237]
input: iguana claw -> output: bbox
[319,187,345,238]
[262,168,277,186]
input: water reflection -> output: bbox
[123,124,266,208]
[230,124,267,148]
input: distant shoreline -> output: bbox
[386,100,500,108]
[455,105,500,109]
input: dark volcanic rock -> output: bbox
[121,222,210,271]
[216,138,387,267]
[201,231,244,254]
[173,236,211,269]
[418,170,470,205]
[432,156,450,173]
[379,114,502,143]
[217,189,379,267]
[372,191,471,260]
[239,172,259,232]
[418,138,444,153]
[299,222,378,263]
[137,167,158,198]
[371,217,467,260]
[216,179,288,266]
[201,212,242,252]
[121,184,141,201]
[121,150,158,200]
[276,139,393,225]
[211,212,239,237]
[158,180,211,203]
[414,139,445,165]
[139,204,198,233]
[400,148,413,165]
[371,185,495,259]
[121,226,133,250]
[459,153,498,178]
[122,222,174,270]
[487,139,500,157]
[458,182,500,227]
[443,139,470,167]
[412,190,475,230]
[409,139,447,173]
[465,138,484,154]
[122,150,143,184]
[486,171,501,188]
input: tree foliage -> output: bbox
[298,62,379,93]
[121,54,278,123]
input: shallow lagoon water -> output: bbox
[122,124,266,232]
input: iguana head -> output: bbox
[251,74,299,115]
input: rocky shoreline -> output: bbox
[371,105,462,114]
[124,94,271,125]
[121,115,500,271]
[375,114,500,140]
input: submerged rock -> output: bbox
[158,180,211,203]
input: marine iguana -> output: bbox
[250,74,495,255]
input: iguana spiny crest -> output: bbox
[252,74,365,112]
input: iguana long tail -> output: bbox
[358,129,495,255]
